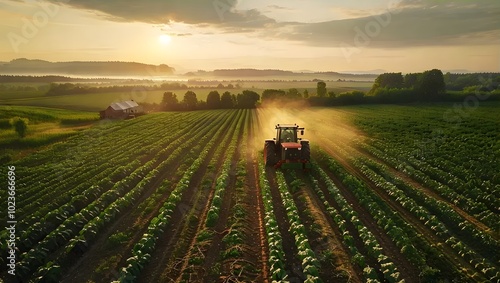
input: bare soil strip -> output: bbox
[250,157,270,283]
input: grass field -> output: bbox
[0,105,99,161]
[0,102,498,282]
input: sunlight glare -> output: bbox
[159,34,172,45]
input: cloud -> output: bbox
[39,0,500,48]
[173,33,192,37]
[267,5,293,11]
[44,0,275,28]
[265,0,500,48]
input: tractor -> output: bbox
[264,124,311,169]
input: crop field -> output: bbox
[0,102,499,283]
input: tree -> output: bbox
[220,91,234,108]
[404,73,419,89]
[316,81,327,97]
[161,91,178,110]
[206,90,221,109]
[182,91,198,110]
[287,88,301,99]
[236,90,260,108]
[231,94,238,107]
[417,69,445,100]
[303,89,309,98]
[328,91,336,98]
[369,72,404,94]
[11,117,28,138]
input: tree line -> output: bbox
[44,82,240,96]
[20,69,500,110]
[261,69,500,106]
[150,69,500,111]
[160,90,260,111]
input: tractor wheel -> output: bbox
[264,142,277,166]
[301,142,310,161]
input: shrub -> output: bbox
[11,117,29,138]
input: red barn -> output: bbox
[99,100,144,119]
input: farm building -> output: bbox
[99,100,144,119]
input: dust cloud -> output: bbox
[252,103,366,159]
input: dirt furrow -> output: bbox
[249,157,270,283]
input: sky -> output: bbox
[0,0,499,74]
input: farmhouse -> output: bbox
[99,100,144,119]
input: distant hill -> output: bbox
[0,58,175,76]
[185,68,378,81]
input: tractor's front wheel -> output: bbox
[264,142,277,166]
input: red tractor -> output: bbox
[264,124,311,169]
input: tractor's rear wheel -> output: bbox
[301,142,310,161]
[264,142,277,166]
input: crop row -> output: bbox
[355,158,499,280]
[316,147,494,282]
[352,105,498,185]
[205,111,245,228]
[361,143,499,230]
[116,110,240,282]
[180,110,246,280]
[305,175,368,277]
[14,111,233,281]
[219,111,253,271]
[16,158,157,279]
[274,171,321,282]
[11,112,216,257]
[12,112,207,225]
[310,161,405,283]
[258,160,289,282]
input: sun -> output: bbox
[158,34,172,45]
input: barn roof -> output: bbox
[109,100,139,110]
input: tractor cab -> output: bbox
[264,124,311,169]
[277,125,301,143]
